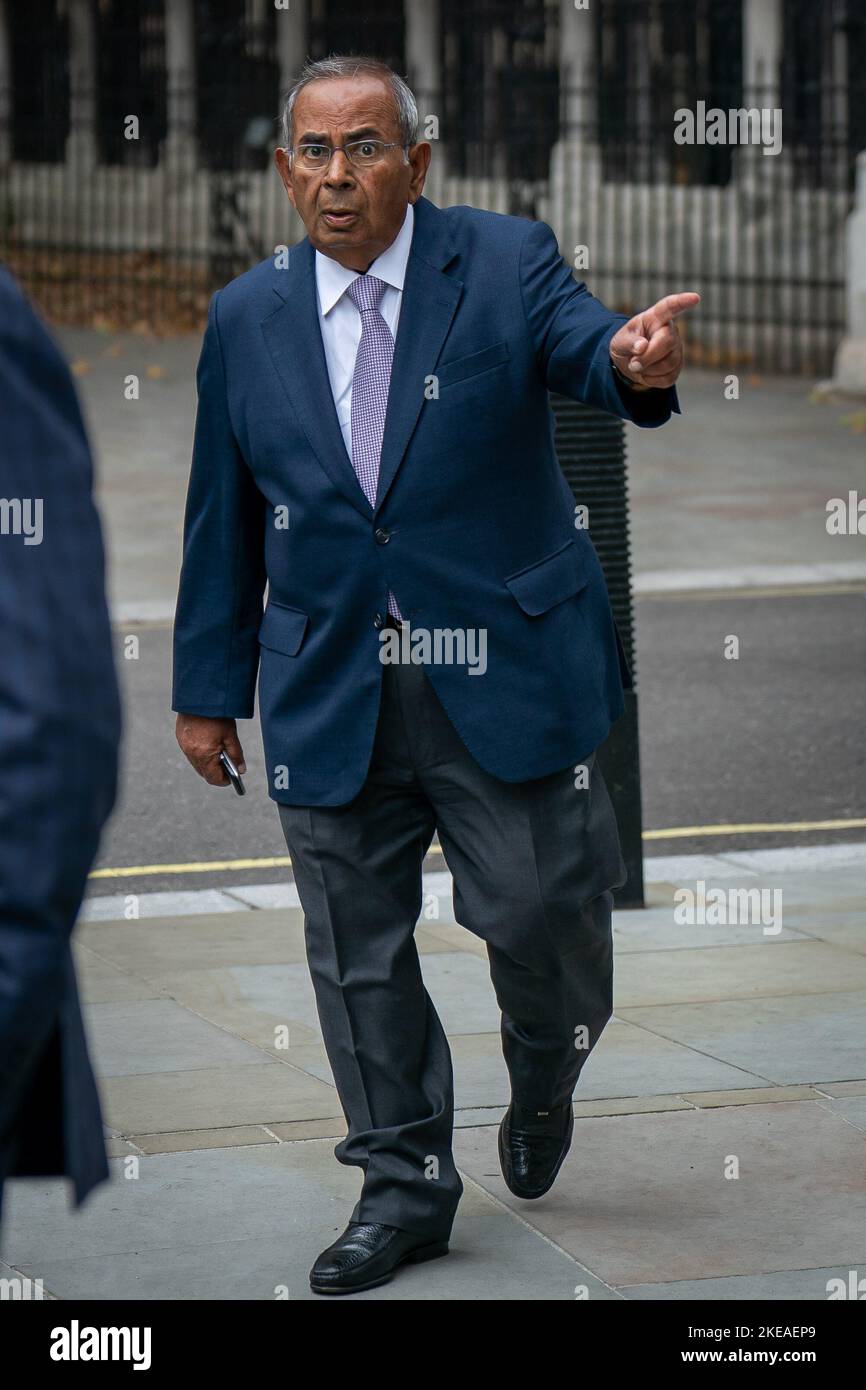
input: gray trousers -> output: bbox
[278,657,625,1241]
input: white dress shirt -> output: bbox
[314,202,414,460]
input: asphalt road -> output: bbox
[90,587,866,897]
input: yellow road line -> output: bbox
[90,856,294,879]
[89,817,866,879]
[644,818,866,840]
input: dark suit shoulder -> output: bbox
[420,201,545,284]
[413,200,541,293]
[213,247,303,324]
[435,201,540,250]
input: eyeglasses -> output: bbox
[290,140,404,170]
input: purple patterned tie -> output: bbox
[346,274,402,621]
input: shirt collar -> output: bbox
[315,202,414,317]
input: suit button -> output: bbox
[374,527,390,545]
[374,613,385,629]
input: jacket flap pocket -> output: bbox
[257,601,309,656]
[504,539,587,616]
[436,340,510,389]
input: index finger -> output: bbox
[647,292,701,326]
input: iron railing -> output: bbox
[1,0,864,372]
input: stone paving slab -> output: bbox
[268,1118,347,1142]
[149,961,323,1042]
[446,1033,512,1108]
[620,990,866,1085]
[413,925,466,954]
[0,1260,54,1299]
[614,940,866,1008]
[641,857,753,885]
[612,910,809,951]
[73,942,167,1003]
[769,895,866,923]
[814,1096,866,1133]
[788,920,866,955]
[415,953,503,1034]
[282,1031,514,1110]
[136,966,322,1054]
[570,1094,696,1119]
[85,999,269,1077]
[641,861,866,908]
[211,883,301,911]
[816,1080,866,1097]
[571,1018,764,1099]
[100,1062,339,1135]
[129,1126,280,1155]
[78,910,310,974]
[621,1262,866,1300]
[453,1101,866,1288]
[412,917,489,957]
[455,1095,700,1125]
[81,889,246,921]
[680,1085,824,1108]
[715,843,866,872]
[105,1138,140,1158]
[0,1145,619,1301]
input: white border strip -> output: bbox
[634,561,866,595]
[80,843,866,922]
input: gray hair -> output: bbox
[281,55,419,151]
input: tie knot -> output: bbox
[347,273,387,314]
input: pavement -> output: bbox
[2,843,865,1300]
[1,332,862,1300]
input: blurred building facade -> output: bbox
[1,0,864,371]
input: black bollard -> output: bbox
[550,394,645,910]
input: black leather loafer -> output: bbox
[309,1221,449,1295]
[498,1100,574,1199]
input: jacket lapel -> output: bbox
[259,197,462,520]
[260,238,373,519]
[374,197,462,513]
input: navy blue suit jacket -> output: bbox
[173,197,678,805]
[0,269,121,1217]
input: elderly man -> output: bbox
[173,55,696,1295]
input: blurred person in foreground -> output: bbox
[0,268,121,1227]
[174,56,697,1294]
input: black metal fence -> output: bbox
[1,0,864,372]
